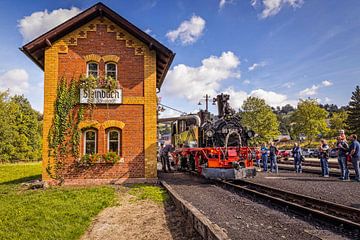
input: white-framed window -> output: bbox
[87,62,99,78]
[105,62,117,79]
[84,130,97,154]
[107,129,121,155]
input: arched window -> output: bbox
[87,62,99,78]
[84,130,97,154]
[107,129,121,155]
[105,62,117,79]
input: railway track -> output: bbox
[279,160,353,170]
[219,178,360,236]
[277,164,345,177]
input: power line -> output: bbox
[159,103,187,115]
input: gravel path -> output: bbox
[247,171,360,209]
[160,172,349,240]
[81,185,200,240]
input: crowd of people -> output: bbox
[255,130,360,182]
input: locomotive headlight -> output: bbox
[247,130,255,138]
[205,130,214,138]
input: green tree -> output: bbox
[346,85,360,136]
[278,113,293,136]
[328,110,348,138]
[291,99,329,143]
[241,97,280,144]
[0,91,42,162]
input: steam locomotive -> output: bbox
[170,93,256,180]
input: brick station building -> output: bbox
[21,3,174,184]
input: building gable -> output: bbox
[21,2,174,90]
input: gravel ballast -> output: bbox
[160,172,349,240]
[247,171,360,209]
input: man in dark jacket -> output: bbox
[269,142,278,173]
[336,136,349,180]
[349,134,360,182]
[292,143,302,173]
[160,144,173,172]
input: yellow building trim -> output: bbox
[59,17,145,55]
[122,97,145,105]
[83,54,102,63]
[102,55,120,63]
[102,120,125,130]
[42,43,64,180]
[143,48,157,178]
[78,120,101,130]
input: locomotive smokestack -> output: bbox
[216,93,231,118]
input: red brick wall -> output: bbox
[57,22,146,180]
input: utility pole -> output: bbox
[205,94,209,112]
[198,94,211,112]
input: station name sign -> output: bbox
[80,89,122,104]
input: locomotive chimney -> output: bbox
[216,93,234,118]
[216,95,224,118]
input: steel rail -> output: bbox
[277,164,343,177]
[218,179,360,232]
[279,160,353,170]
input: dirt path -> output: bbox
[81,186,200,240]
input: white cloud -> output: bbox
[282,82,294,88]
[159,108,180,118]
[299,80,333,97]
[219,0,226,9]
[144,28,152,34]
[324,97,331,103]
[250,89,295,107]
[166,15,205,45]
[163,51,240,102]
[223,87,249,108]
[0,69,29,95]
[219,0,232,9]
[299,85,319,96]
[322,80,333,87]
[223,87,296,108]
[248,61,267,71]
[251,0,258,7]
[18,7,81,43]
[257,0,304,19]
[243,79,251,84]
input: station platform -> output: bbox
[247,171,360,209]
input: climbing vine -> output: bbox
[47,78,81,181]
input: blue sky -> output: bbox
[0,0,359,116]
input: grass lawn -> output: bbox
[128,184,168,204]
[0,162,116,240]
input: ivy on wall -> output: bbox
[47,78,82,181]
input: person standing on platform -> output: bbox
[319,139,330,177]
[261,143,269,172]
[255,146,261,168]
[336,136,349,181]
[349,134,360,182]
[292,143,302,173]
[161,144,173,172]
[269,142,279,173]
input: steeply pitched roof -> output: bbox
[20,2,175,90]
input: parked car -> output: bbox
[277,150,291,160]
[302,148,314,157]
[312,149,320,158]
[329,148,338,158]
